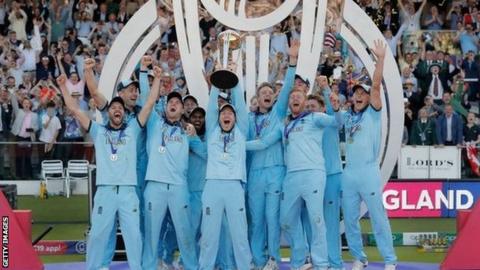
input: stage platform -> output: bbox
[45,261,439,270]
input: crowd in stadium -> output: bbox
[0,0,478,270]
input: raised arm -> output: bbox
[230,82,248,135]
[206,86,220,135]
[418,0,427,14]
[137,66,161,126]
[56,74,90,130]
[83,58,108,109]
[138,55,154,107]
[397,0,408,15]
[370,40,386,110]
[392,23,407,45]
[56,52,67,75]
[272,39,299,119]
[322,87,334,115]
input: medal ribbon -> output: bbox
[107,129,126,156]
[348,110,364,139]
[254,112,268,138]
[284,111,310,140]
[161,124,179,147]
[223,132,232,153]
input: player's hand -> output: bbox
[153,66,162,78]
[84,58,96,71]
[56,74,67,86]
[185,123,196,136]
[371,39,386,60]
[141,55,153,69]
[330,93,340,111]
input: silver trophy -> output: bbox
[210,30,242,89]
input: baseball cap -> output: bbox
[295,74,310,87]
[190,107,206,117]
[116,79,139,92]
[167,91,183,104]
[352,83,371,94]
[219,103,236,115]
[183,95,198,104]
[108,96,125,109]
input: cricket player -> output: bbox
[142,91,198,270]
[247,88,341,270]
[56,72,159,270]
[247,40,299,270]
[197,80,252,270]
[341,40,397,270]
[305,92,345,270]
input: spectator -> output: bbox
[398,0,427,33]
[375,1,400,35]
[464,112,480,145]
[56,98,85,164]
[384,23,407,57]
[423,5,444,30]
[401,66,418,92]
[39,101,61,161]
[454,23,480,55]
[410,107,437,146]
[436,104,464,146]
[11,94,39,179]
[36,55,55,82]
[93,3,108,22]
[446,2,463,30]
[461,50,480,101]
[404,78,421,114]
[422,63,450,105]
[0,0,7,36]
[423,95,441,118]
[8,2,27,41]
[463,112,480,177]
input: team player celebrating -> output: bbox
[340,40,397,270]
[142,91,198,270]
[57,71,159,270]
[247,40,299,270]
[247,87,342,270]
[196,76,252,270]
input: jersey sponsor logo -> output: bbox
[162,134,184,144]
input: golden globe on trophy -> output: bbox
[210,30,242,89]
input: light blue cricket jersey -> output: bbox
[187,135,207,192]
[344,105,382,167]
[321,88,342,175]
[145,110,189,185]
[205,84,248,182]
[88,119,142,186]
[247,112,341,174]
[247,66,295,170]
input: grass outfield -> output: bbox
[17,195,456,264]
